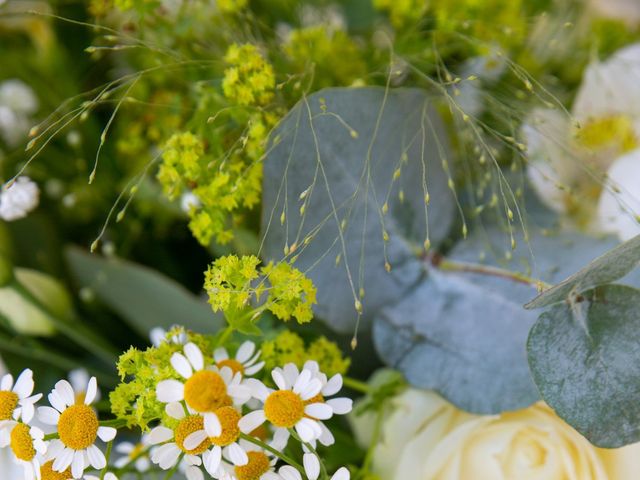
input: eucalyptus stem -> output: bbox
[239,433,304,473]
[342,377,370,394]
[100,441,113,480]
[431,256,550,290]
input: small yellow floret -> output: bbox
[235,451,271,480]
[174,415,210,454]
[41,461,72,480]
[0,390,18,420]
[217,359,244,375]
[10,423,35,461]
[264,390,305,428]
[210,406,241,446]
[184,371,231,412]
[58,404,99,450]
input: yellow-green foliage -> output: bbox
[222,44,276,107]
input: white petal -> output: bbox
[53,447,74,472]
[186,465,204,480]
[238,410,266,433]
[48,390,66,413]
[323,374,342,396]
[327,397,353,415]
[213,347,229,363]
[305,403,333,420]
[13,369,33,399]
[228,384,251,404]
[37,406,60,425]
[270,428,290,451]
[597,149,640,241]
[226,442,248,466]
[318,422,335,447]
[184,343,204,371]
[271,370,287,391]
[54,380,75,407]
[87,444,106,469]
[68,369,89,392]
[204,412,222,437]
[184,430,207,451]
[235,341,255,363]
[295,418,321,443]
[0,373,13,391]
[203,446,222,476]
[84,377,98,405]
[282,363,299,388]
[299,379,322,400]
[71,450,86,479]
[155,444,181,470]
[244,378,269,402]
[303,453,320,480]
[303,360,319,374]
[47,439,65,459]
[244,362,264,376]
[279,465,303,480]
[171,353,193,379]
[156,380,184,403]
[98,426,117,442]
[293,369,312,394]
[165,401,186,420]
[148,426,174,445]
[20,401,34,423]
[331,467,350,480]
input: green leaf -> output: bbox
[66,247,222,337]
[527,285,640,448]
[526,234,640,309]
[261,87,455,333]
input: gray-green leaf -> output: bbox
[527,284,640,448]
[261,87,455,333]
[66,247,222,337]
[526,234,640,309]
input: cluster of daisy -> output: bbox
[0,368,116,480]
[147,340,353,480]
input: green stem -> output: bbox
[343,377,370,394]
[216,325,235,348]
[100,441,113,480]
[434,258,550,290]
[239,433,304,473]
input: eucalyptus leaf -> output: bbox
[526,234,640,309]
[527,285,640,448]
[374,269,540,414]
[66,247,222,337]
[261,87,455,333]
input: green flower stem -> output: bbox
[342,377,370,394]
[216,325,235,348]
[433,257,550,290]
[239,432,304,473]
[100,441,113,480]
[10,279,117,364]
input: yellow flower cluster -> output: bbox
[222,44,276,107]
[261,331,351,376]
[284,26,367,88]
[157,132,205,201]
[204,255,317,325]
[373,0,428,28]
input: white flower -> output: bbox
[147,404,207,480]
[0,79,38,147]
[214,341,264,377]
[113,435,151,472]
[239,363,333,444]
[155,343,251,426]
[180,191,201,213]
[523,43,640,240]
[69,369,101,404]
[0,369,42,427]
[37,377,116,478]
[211,445,284,480]
[150,326,187,347]
[0,176,39,221]
[0,422,46,480]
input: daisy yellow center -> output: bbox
[235,451,271,480]
[0,390,19,420]
[10,423,35,461]
[74,391,86,405]
[174,415,210,454]
[217,359,245,375]
[305,393,324,405]
[184,370,231,412]
[264,390,305,428]
[58,404,99,450]
[210,406,241,446]
[41,460,72,480]
[575,115,638,153]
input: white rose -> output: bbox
[351,388,640,480]
[523,43,640,240]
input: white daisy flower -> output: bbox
[238,364,333,443]
[214,341,264,377]
[147,403,208,480]
[68,369,101,405]
[37,377,117,478]
[0,368,42,427]
[0,422,46,480]
[155,342,251,431]
[113,434,151,472]
[0,176,39,222]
